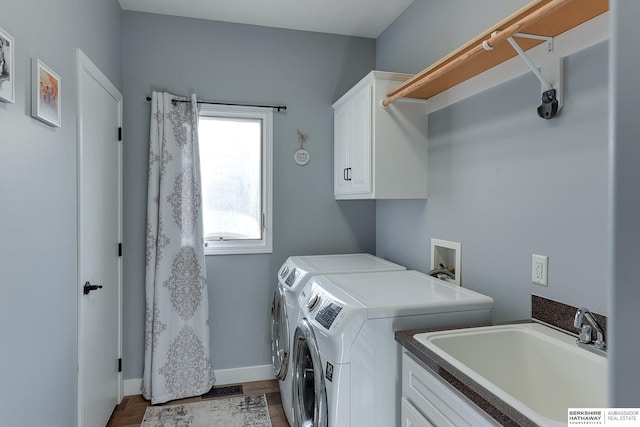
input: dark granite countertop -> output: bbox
[395,321,538,427]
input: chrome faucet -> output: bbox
[573,307,606,353]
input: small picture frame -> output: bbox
[0,26,15,103]
[32,58,61,127]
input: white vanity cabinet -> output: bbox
[401,352,499,427]
[332,71,428,200]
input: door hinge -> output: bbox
[118,358,122,373]
[118,127,122,141]
[118,243,122,257]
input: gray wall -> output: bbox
[122,12,377,378]
[609,0,640,406]
[376,0,609,321]
[0,0,122,425]
[376,0,530,75]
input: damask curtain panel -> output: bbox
[143,91,215,404]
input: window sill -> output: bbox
[204,243,273,256]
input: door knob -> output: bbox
[83,281,103,295]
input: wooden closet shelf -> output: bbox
[383,0,609,106]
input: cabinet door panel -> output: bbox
[334,103,350,196]
[403,352,498,427]
[402,398,436,427]
[347,83,372,194]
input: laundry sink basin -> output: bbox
[414,323,607,426]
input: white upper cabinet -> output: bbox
[332,71,428,200]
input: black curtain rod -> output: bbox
[145,96,287,112]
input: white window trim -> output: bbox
[199,104,273,255]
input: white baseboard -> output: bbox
[214,364,275,386]
[124,378,143,396]
[123,364,275,396]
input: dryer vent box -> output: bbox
[430,238,461,286]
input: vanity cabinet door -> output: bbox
[402,397,436,427]
[402,352,498,427]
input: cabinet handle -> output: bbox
[343,168,348,181]
[347,167,352,181]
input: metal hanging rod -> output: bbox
[145,96,287,112]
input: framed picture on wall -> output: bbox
[32,58,61,127]
[0,27,15,103]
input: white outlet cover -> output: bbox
[532,254,548,286]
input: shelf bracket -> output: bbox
[484,31,562,119]
[512,32,554,53]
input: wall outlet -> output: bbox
[532,254,548,286]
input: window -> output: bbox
[198,105,272,255]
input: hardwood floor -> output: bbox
[107,379,290,427]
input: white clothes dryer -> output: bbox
[291,270,494,427]
[270,254,405,425]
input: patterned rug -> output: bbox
[140,394,272,427]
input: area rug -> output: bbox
[140,394,272,427]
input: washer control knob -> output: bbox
[280,266,290,278]
[307,294,321,311]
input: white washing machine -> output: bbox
[291,270,494,427]
[270,254,405,425]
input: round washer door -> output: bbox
[271,285,290,380]
[292,318,328,427]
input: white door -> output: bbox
[77,49,123,427]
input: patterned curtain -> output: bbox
[143,92,215,404]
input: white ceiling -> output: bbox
[118,0,414,38]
